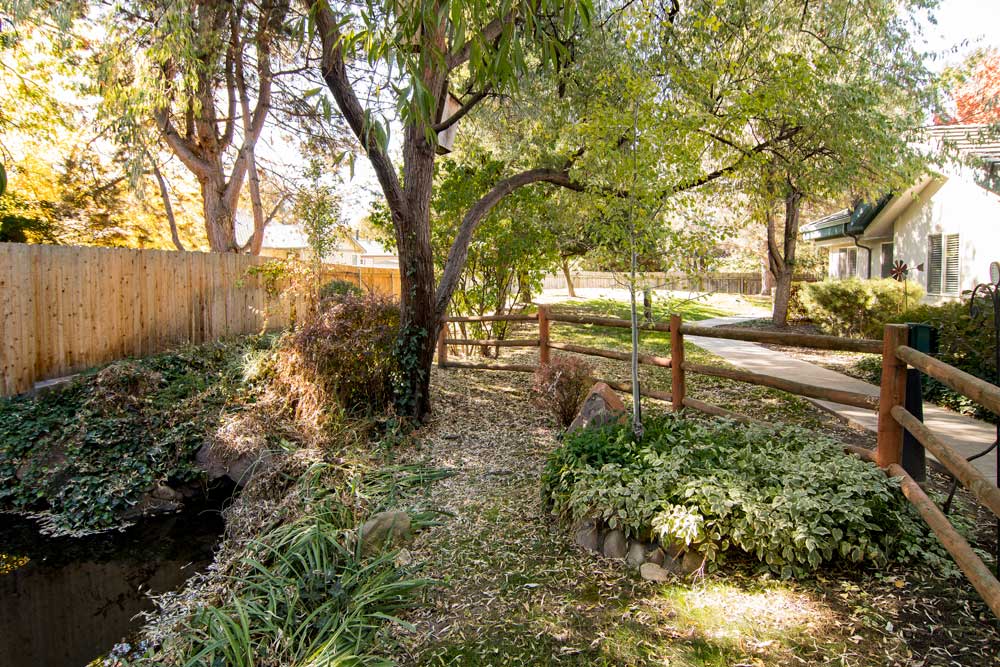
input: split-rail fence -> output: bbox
[436,309,1000,618]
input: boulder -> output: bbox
[196,441,271,487]
[639,562,672,582]
[150,483,183,502]
[567,383,627,434]
[574,518,603,553]
[645,546,665,566]
[359,510,413,555]
[626,541,647,569]
[602,529,627,559]
[681,549,706,576]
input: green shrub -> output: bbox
[799,278,924,338]
[541,414,944,578]
[787,281,809,320]
[853,299,998,423]
[319,277,362,300]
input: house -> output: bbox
[801,124,1000,302]
[355,237,399,267]
[236,219,376,266]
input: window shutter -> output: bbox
[928,234,942,293]
[944,234,960,294]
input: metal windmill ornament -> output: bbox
[891,260,910,309]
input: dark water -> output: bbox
[0,504,225,667]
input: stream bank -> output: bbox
[0,496,227,667]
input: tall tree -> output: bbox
[941,48,1000,124]
[310,0,597,417]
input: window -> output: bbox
[927,233,960,294]
[837,248,858,278]
[880,243,894,279]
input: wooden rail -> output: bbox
[445,314,538,323]
[896,345,1000,418]
[445,338,539,347]
[548,312,672,332]
[439,360,537,373]
[683,362,879,410]
[891,406,1000,518]
[549,342,671,368]
[888,462,1000,618]
[681,397,755,424]
[680,323,882,354]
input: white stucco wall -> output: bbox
[893,169,1000,303]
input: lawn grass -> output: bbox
[515,298,867,437]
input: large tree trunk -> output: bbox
[767,186,803,327]
[395,121,441,419]
[772,268,793,326]
[759,238,773,296]
[562,257,576,297]
[200,172,239,252]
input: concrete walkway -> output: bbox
[689,316,999,482]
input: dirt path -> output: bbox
[390,367,1000,666]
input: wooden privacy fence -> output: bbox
[436,310,1000,617]
[0,243,401,397]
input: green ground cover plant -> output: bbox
[542,413,947,578]
[124,461,451,667]
[0,337,273,535]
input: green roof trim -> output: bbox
[801,195,891,242]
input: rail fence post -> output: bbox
[877,324,909,468]
[670,314,685,412]
[538,305,550,367]
[437,324,448,368]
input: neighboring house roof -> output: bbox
[261,222,310,249]
[801,196,891,242]
[356,237,395,256]
[802,123,1000,243]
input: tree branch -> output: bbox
[313,0,405,213]
[150,158,185,251]
[432,88,491,133]
[446,13,516,70]
[154,109,213,179]
[435,167,583,317]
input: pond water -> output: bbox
[0,503,226,667]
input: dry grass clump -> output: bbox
[259,293,402,444]
[88,362,163,408]
[533,355,595,427]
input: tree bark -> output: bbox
[561,257,576,297]
[759,238,773,296]
[768,186,803,327]
[151,161,185,251]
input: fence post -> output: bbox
[538,305,550,366]
[670,314,685,412]
[437,324,448,368]
[877,324,909,468]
